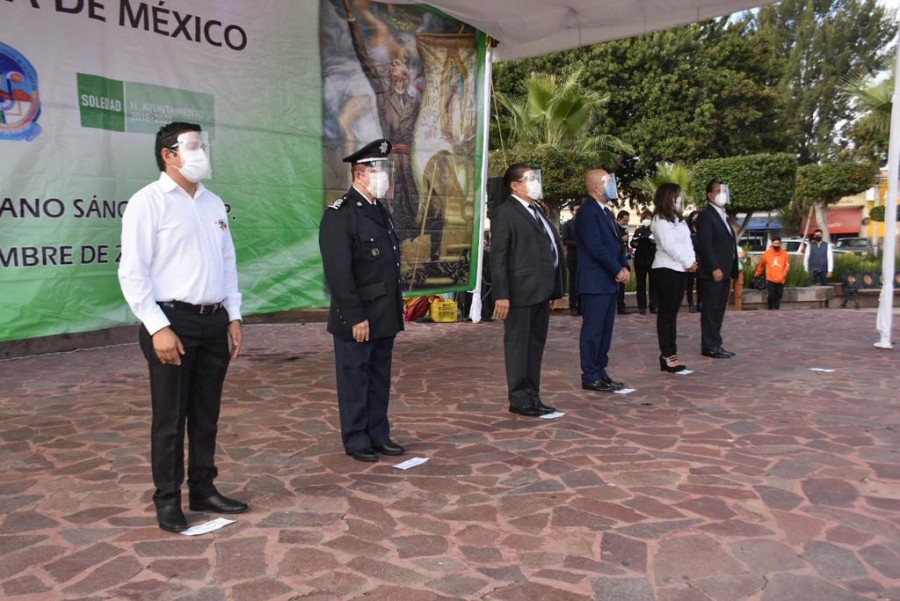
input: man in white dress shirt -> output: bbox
[118,122,247,532]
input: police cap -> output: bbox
[343,138,392,164]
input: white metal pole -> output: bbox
[874,28,899,349]
[469,42,494,323]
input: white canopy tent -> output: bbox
[393,0,776,61]
[389,0,895,347]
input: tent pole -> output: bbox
[469,43,494,323]
[875,27,899,349]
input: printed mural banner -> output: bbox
[0,1,486,343]
[319,0,485,292]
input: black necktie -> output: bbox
[529,205,558,267]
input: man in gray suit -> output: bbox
[490,163,566,417]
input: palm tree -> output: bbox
[490,70,633,225]
[632,162,694,205]
[844,69,893,137]
[492,70,632,165]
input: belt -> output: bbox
[159,300,224,315]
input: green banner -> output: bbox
[0,0,485,343]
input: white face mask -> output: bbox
[367,171,390,198]
[713,192,728,207]
[178,148,211,183]
[641,219,651,227]
[526,179,543,200]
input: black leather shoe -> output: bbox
[639,308,647,315]
[509,405,546,417]
[346,448,379,462]
[650,308,658,314]
[156,504,188,532]
[717,347,735,357]
[600,376,624,389]
[702,349,731,359]
[582,379,618,392]
[617,308,629,315]
[535,401,556,413]
[373,441,405,456]
[189,492,249,514]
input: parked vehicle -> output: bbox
[833,237,874,255]
[747,236,805,260]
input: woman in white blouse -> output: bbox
[650,184,698,372]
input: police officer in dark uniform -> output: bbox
[319,139,406,462]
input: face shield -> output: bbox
[171,131,211,182]
[364,160,395,200]
[519,169,543,200]
[714,184,730,207]
[602,173,618,201]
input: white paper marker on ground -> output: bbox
[675,369,694,375]
[614,388,636,395]
[539,411,565,419]
[394,457,429,470]
[809,368,835,373]
[180,517,235,536]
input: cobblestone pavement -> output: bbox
[1,308,899,600]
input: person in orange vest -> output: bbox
[754,236,791,310]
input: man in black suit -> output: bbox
[695,179,738,359]
[319,138,407,462]
[490,163,565,417]
[561,200,582,316]
[615,209,631,314]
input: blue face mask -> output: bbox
[603,175,618,201]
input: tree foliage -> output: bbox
[489,70,632,225]
[493,20,790,191]
[792,162,877,208]
[843,68,894,164]
[691,153,797,236]
[633,162,694,202]
[747,0,895,164]
[488,146,600,226]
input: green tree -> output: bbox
[493,19,790,193]
[488,146,600,227]
[490,70,633,225]
[791,162,877,239]
[843,68,893,164]
[690,153,798,239]
[632,162,694,205]
[748,0,895,164]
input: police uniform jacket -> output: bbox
[319,186,404,341]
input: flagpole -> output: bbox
[874,27,899,349]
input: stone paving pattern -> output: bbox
[0,308,899,600]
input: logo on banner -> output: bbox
[0,43,42,141]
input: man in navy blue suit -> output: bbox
[576,169,631,392]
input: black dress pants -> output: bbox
[652,268,686,357]
[503,301,550,409]
[635,263,657,312]
[699,277,730,353]
[566,256,579,313]
[139,306,230,505]
[333,335,394,453]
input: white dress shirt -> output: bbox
[118,172,241,335]
[650,216,696,272]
